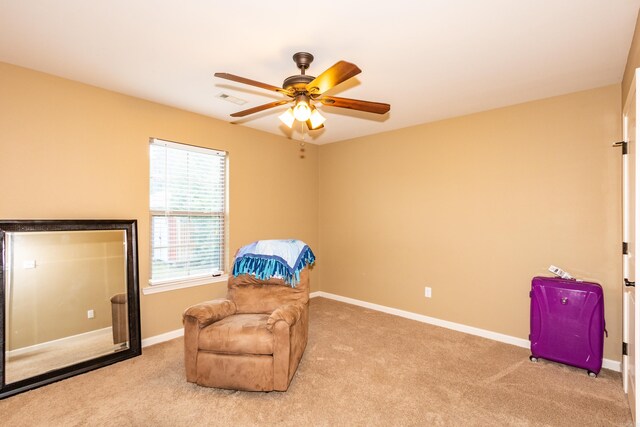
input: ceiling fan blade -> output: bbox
[230,100,291,117]
[306,61,362,95]
[215,73,293,95]
[318,96,390,114]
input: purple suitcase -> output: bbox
[529,276,605,376]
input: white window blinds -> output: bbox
[149,138,227,285]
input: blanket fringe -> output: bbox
[232,245,315,287]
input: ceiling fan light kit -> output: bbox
[214,51,390,133]
[308,107,326,129]
[293,94,312,122]
[278,108,295,128]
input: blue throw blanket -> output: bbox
[232,239,315,287]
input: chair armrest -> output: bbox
[183,299,236,328]
[267,303,305,332]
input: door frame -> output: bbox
[623,70,639,423]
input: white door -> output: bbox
[623,70,640,424]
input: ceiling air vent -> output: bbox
[216,93,247,105]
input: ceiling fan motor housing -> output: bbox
[283,52,316,92]
[282,74,315,92]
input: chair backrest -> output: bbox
[227,267,310,314]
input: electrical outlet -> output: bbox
[424,287,432,298]
[87,309,94,319]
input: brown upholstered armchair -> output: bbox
[183,267,310,391]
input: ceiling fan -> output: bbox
[215,52,390,131]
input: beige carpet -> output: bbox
[0,297,632,426]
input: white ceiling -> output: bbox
[0,1,638,144]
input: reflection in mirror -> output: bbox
[5,230,130,383]
[0,220,141,399]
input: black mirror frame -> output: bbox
[0,219,142,399]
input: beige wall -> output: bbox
[318,85,622,361]
[7,230,125,350]
[624,9,640,107]
[0,62,319,339]
[0,60,623,361]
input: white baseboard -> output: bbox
[141,328,183,348]
[603,358,621,372]
[310,291,621,373]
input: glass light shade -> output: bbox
[293,99,312,122]
[278,108,295,128]
[308,108,326,129]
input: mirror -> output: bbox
[0,220,141,399]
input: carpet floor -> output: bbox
[0,297,633,426]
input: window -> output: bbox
[149,138,227,286]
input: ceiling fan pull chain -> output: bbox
[300,122,306,159]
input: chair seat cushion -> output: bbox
[198,313,274,355]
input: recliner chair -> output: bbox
[183,267,310,391]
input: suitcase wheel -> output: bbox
[529,356,538,363]
[588,371,597,378]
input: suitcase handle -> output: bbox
[625,278,635,287]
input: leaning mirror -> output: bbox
[0,220,141,399]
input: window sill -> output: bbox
[142,274,229,295]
